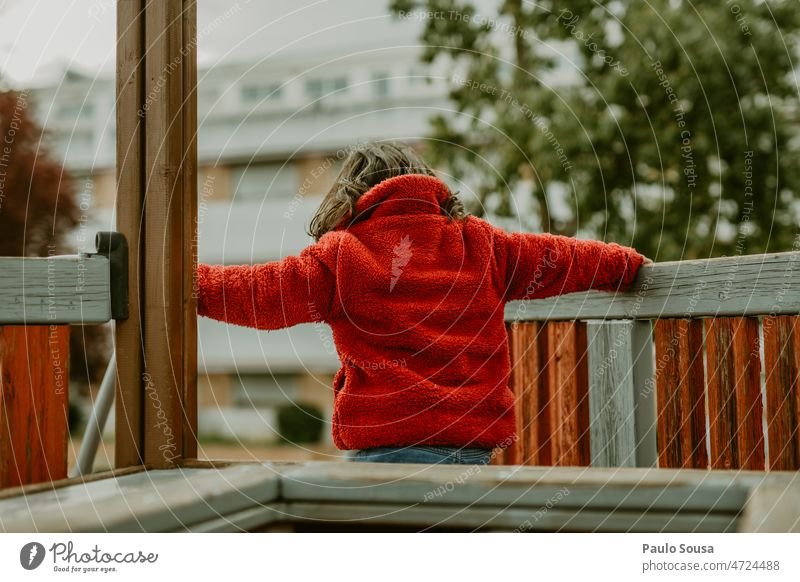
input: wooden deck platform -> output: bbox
[1,461,798,533]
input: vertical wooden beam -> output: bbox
[142,0,185,468]
[544,321,590,466]
[0,326,69,488]
[654,319,707,468]
[506,322,547,465]
[181,0,198,459]
[763,315,800,470]
[706,317,765,470]
[587,321,636,467]
[115,0,145,468]
[116,0,197,469]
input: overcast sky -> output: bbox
[0,0,443,86]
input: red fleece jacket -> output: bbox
[197,174,645,450]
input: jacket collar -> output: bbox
[349,174,451,222]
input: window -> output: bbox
[241,83,283,103]
[230,162,299,200]
[305,77,348,101]
[56,129,93,149]
[372,73,390,98]
[58,102,94,119]
[305,79,324,100]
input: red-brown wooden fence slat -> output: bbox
[706,317,765,470]
[535,323,553,466]
[506,322,547,465]
[543,321,590,466]
[491,447,506,465]
[0,325,69,488]
[505,323,524,465]
[763,315,800,470]
[653,319,707,468]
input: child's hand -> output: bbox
[642,256,654,266]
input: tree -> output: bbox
[0,87,109,387]
[0,89,79,256]
[391,0,800,259]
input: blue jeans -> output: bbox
[351,445,494,465]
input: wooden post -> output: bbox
[182,0,198,460]
[115,0,197,469]
[587,321,637,468]
[0,326,69,488]
[631,320,657,468]
[115,0,146,469]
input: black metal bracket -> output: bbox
[94,231,129,320]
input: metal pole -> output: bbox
[70,353,117,478]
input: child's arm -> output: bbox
[196,243,336,330]
[494,229,647,302]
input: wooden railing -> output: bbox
[2,245,798,490]
[497,250,800,471]
[0,233,125,488]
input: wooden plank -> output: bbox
[505,251,800,321]
[0,326,69,488]
[0,465,280,532]
[142,0,188,468]
[0,465,145,501]
[1,461,767,532]
[506,322,547,465]
[654,319,707,468]
[181,0,198,459]
[254,502,738,533]
[544,322,590,466]
[278,462,753,513]
[762,315,800,470]
[115,0,146,468]
[706,317,765,470]
[588,321,636,467]
[631,320,658,467]
[0,256,111,324]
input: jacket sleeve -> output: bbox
[493,227,645,302]
[196,241,337,330]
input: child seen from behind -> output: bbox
[196,142,649,465]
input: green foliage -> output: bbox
[0,89,79,256]
[276,402,325,444]
[391,0,800,259]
